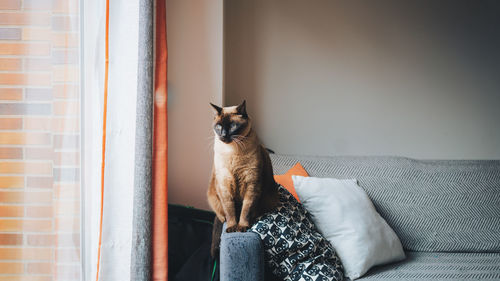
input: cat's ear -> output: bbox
[210,103,222,115]
[236,100,247,118]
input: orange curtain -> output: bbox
[153,0,168,279]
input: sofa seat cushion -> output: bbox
[358,251,500,280]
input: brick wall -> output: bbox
[0,0,80,280]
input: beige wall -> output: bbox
[167,0,223,209]
[168,0,500,209]
[225,0,500,160]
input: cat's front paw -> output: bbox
[235,224,249,232]
[226,224,249,233]
[226,225,238,233]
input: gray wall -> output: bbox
[225,0,500,159]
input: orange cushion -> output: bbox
[274,162,309,202]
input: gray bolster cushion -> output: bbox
[220,226,264,281]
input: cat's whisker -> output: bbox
[206,134,216,151]
[233,137,247,151]
[233,138,242,151]
[207,141,214,150]
[238,139,245,150]
[234,138,246,151]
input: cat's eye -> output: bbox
[230,123,238,132]
[215,124,222,131]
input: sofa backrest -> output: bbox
[270,154,500,252]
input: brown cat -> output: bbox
[208,101,279,253]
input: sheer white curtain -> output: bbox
[82,1,142,280]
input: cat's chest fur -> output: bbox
[214,140,258,192]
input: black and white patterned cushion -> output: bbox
[249,186,344,281]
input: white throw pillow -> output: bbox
[292,176,405,280]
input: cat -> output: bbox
[207,100,280,256]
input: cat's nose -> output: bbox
[221,129,228,137]
[219,135,231,143]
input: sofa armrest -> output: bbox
[220,224,264,281]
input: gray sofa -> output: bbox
[220,154,500,281]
